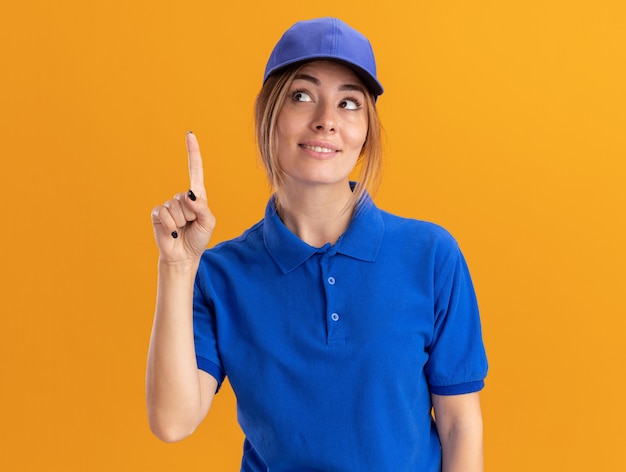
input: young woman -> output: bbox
[147,17,488,471]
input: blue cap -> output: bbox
[264,17,384,96]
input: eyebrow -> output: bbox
[293,73,366,94]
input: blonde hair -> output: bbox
[255,62,383,210]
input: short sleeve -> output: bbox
[425,243,488,395]
[193,260,226,392]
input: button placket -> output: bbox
[320,254,343,343]
[326,270,340,323]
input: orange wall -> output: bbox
[1,1,624,470]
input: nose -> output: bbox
[312,101,337,133]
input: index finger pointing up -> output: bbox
[186,131,206,199]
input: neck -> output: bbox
[276,181,355,247]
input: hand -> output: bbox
[151,132,216,263]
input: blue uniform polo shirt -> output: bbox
[193,193,488,471]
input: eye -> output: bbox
[340,97,362,110]
[292,90,313,102]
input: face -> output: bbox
[274,60,369,190]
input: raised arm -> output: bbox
[146,132,218,442]
[432,392,484,472]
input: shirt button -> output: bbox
[331,312,340,322]
[327,276,336,285]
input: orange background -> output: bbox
[1,1,625,470]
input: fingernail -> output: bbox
[171,231,178,239]
[188,189,196,201]
[186,130,193,135]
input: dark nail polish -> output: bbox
[188,189,196,201]
[171,231,178,239]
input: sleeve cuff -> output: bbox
[196,356,225,393]
[430,379,484,396]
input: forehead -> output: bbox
[295,60,365,87]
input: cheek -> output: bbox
[275,114,296,147]
[274,121,287,156]
[274,121,297,167]
[346,120,369,150]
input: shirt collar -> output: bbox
[263,193,384,274]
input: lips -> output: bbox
[299,141,340,154]
[300,145,336,153]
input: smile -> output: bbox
[300,144,337,153]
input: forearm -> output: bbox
[439,420,484,472]
[146,259,213,442]
[432,392,484,472]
